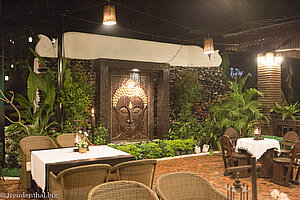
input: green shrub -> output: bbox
[140,142,163,159]
[2,168,21,177]
[109,139,197,159]
[109,143,143,160]
[184,139,197,151]
[159,140,177,157]
[261,135,284,149]
[88,124,108,145]
[167,118,202,140]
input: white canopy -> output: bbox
[35,32,222,67]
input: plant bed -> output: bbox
[2,168,21,177]
[108,139,197,160]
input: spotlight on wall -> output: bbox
[103,1,116,25]
[28,36,33,43]
[11,64,14,69]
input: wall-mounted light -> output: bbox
[103,2,117,25]
[257,52,282,66]
[204,36,214,55]
[4,76,9,81]
[10,64,14,69]
[28,36,33,43]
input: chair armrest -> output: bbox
[49,171,61,195]
[49,171,58,181]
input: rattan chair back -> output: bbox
[88,180,159,200]
[19,136,58,190]
[111,159,157,188]
[155,172,226,200]
[57,133,93,148]
[49,164,111,200]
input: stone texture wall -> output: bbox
[44,58,96,106]
[43,58,225,125]
[169,66,226,124]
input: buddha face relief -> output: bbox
[112,78,148,140]
[114,96,146,138]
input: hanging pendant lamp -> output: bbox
[204,36,214,54]
[103,3,116,25]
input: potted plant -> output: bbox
[270,102,300,120]
[77,140,88,153]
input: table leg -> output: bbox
[259,148,275,178]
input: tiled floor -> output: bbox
[154,154,300,200]
[1,154,299,199]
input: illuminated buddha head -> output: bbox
[113,79,147,138]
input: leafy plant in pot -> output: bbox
[270,102,300,120]
[208,73,268,137]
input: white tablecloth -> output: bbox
[31,145,132,191]
[235,138,280,160]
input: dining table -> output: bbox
[30,145,135,192]
[235,137,281,178]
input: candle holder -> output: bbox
[73,132,79,152]
[227,172,249,200]
[253,122,263,140]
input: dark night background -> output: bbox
[1,0,300,96]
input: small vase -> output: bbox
[79,147,87,153]
[202,144,209,153]
[194,145,201,154]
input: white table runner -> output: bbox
[235,138,280,160]
[31,145,132,191]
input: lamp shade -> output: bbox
[204,37,214,54]
[103,4,116,25]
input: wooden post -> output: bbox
[251,157,258,200]
[257,53,282,135]
[157,67,170,139]
[0,0,5,167]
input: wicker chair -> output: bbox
[19,136,58,190]
[273,140,300,186]
[49,164,111,200]
[88,180,159,200]
[155,172,226,200]
[224,127,239,148]
[220,135,250,177]
[57,133,93,148]
[111,159,157,188]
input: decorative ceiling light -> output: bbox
[257,52,282,66]
[103,1,116,25]
[204,36,214,55]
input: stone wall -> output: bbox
[169,66,226,124]
[44,58,225,125]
